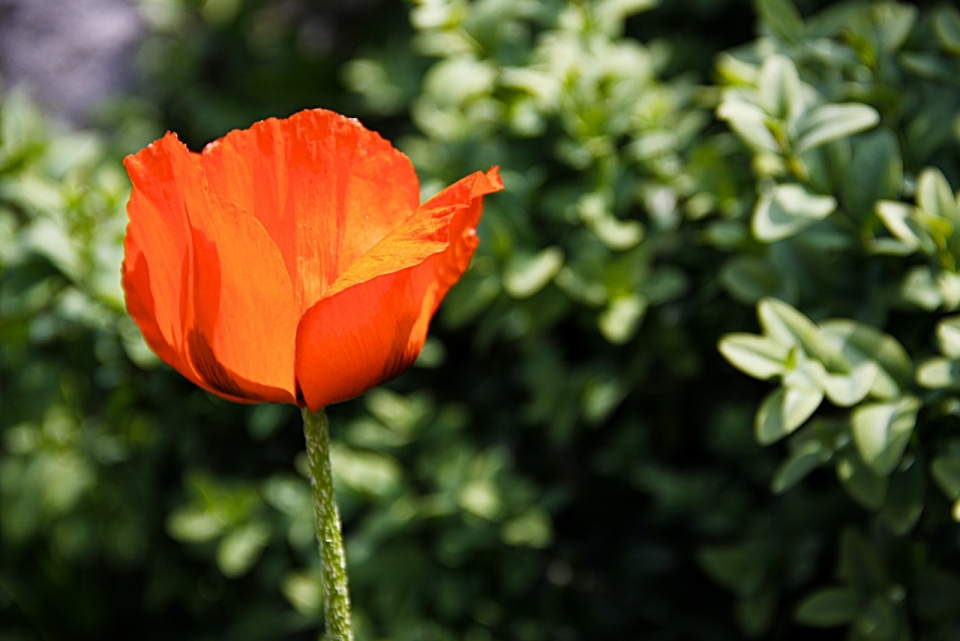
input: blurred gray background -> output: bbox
[0,0,142,123]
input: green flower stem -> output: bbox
[302,407,353,641]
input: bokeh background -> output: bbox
[5,0,960,639]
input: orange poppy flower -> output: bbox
[122,108,502,410]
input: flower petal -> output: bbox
[123,133,193,368]
[295,167,503,410]
[123,133,298,404]
[122,233,195,380]
[185,192,299,404]
[326,167,505,298]
[199,109,420,314]
[421,167,504,286]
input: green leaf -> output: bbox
[758,55,802,120]
[819,319,913,399]
[757,298,850,372]
[443,272,501,328]
[248,404,291,441]
[737,590,777,637]
[771,440,824,493]
[755,0,804,41]
[591,215,644,250]
[782,354,827,391]
[331,445,403,496]
[598,293,647,344]
[795,587,863,627]
[873,2,918,53]
[855,595,899,641]
[719,255,786,304]
[899,50,958,81]
[717,96,779,153]
[837,453,888,510]
[917,357,960,389]
[851,397,920,477]
[594,0,660,36]
[503,247,565,299]
[875,201,924,252]
[931,456,960,500]
[500,507,553,548]
[423,58,497,106]
[800,137,851,196]
[752,183,837,242]
[823,361,877,407]
[166,508,224,544]
[879,457,925,536]
[282,572,323,615]
[718,333,790,380]
[938,271,960,309]
[582,378,629,424]
[698,543,766,594]
[0,88,45,158]
[795,104,880,154]
[757,298,815,347]
[641,266,688,305]
[838,528,889,591]
[916,167,957,223]
[366,388,429,433]
[844,129,903,219]
[869,238,915,256]
[459,478,501,519]
[935,7,960,55]
[716,53,760,85]
[937,316,960,358]
[914,569,960,621]
[43,132,102,178]
[755,386,822,445]
[901,266,942,310]
[216,521,272,578]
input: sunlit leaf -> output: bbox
[718,333,790,380]
[795,104,880,154]
[758,55,801,120]
[503,247,564,299]
[216,521,272,578]
[598,293,647,344]
[820,319,912,399]
[752,183,836,242]
[851,397,920,477]
[917,358,960,389]
[500,506,552,548]
[937,316,960,358]
[755,386,822,445]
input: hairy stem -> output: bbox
[302,407,353,641]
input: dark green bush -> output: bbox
[6,0,960,639]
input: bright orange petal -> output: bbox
[123,134,192,362]
[122,233,194,379]
[199,109,420,315]
[295,167,503,410]
[123,133,208,389]
[185,192,299,404]
[420,167,503,301]
[123,133,298,404]
[327,167,504,299]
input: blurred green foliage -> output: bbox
[8,0,960,639]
